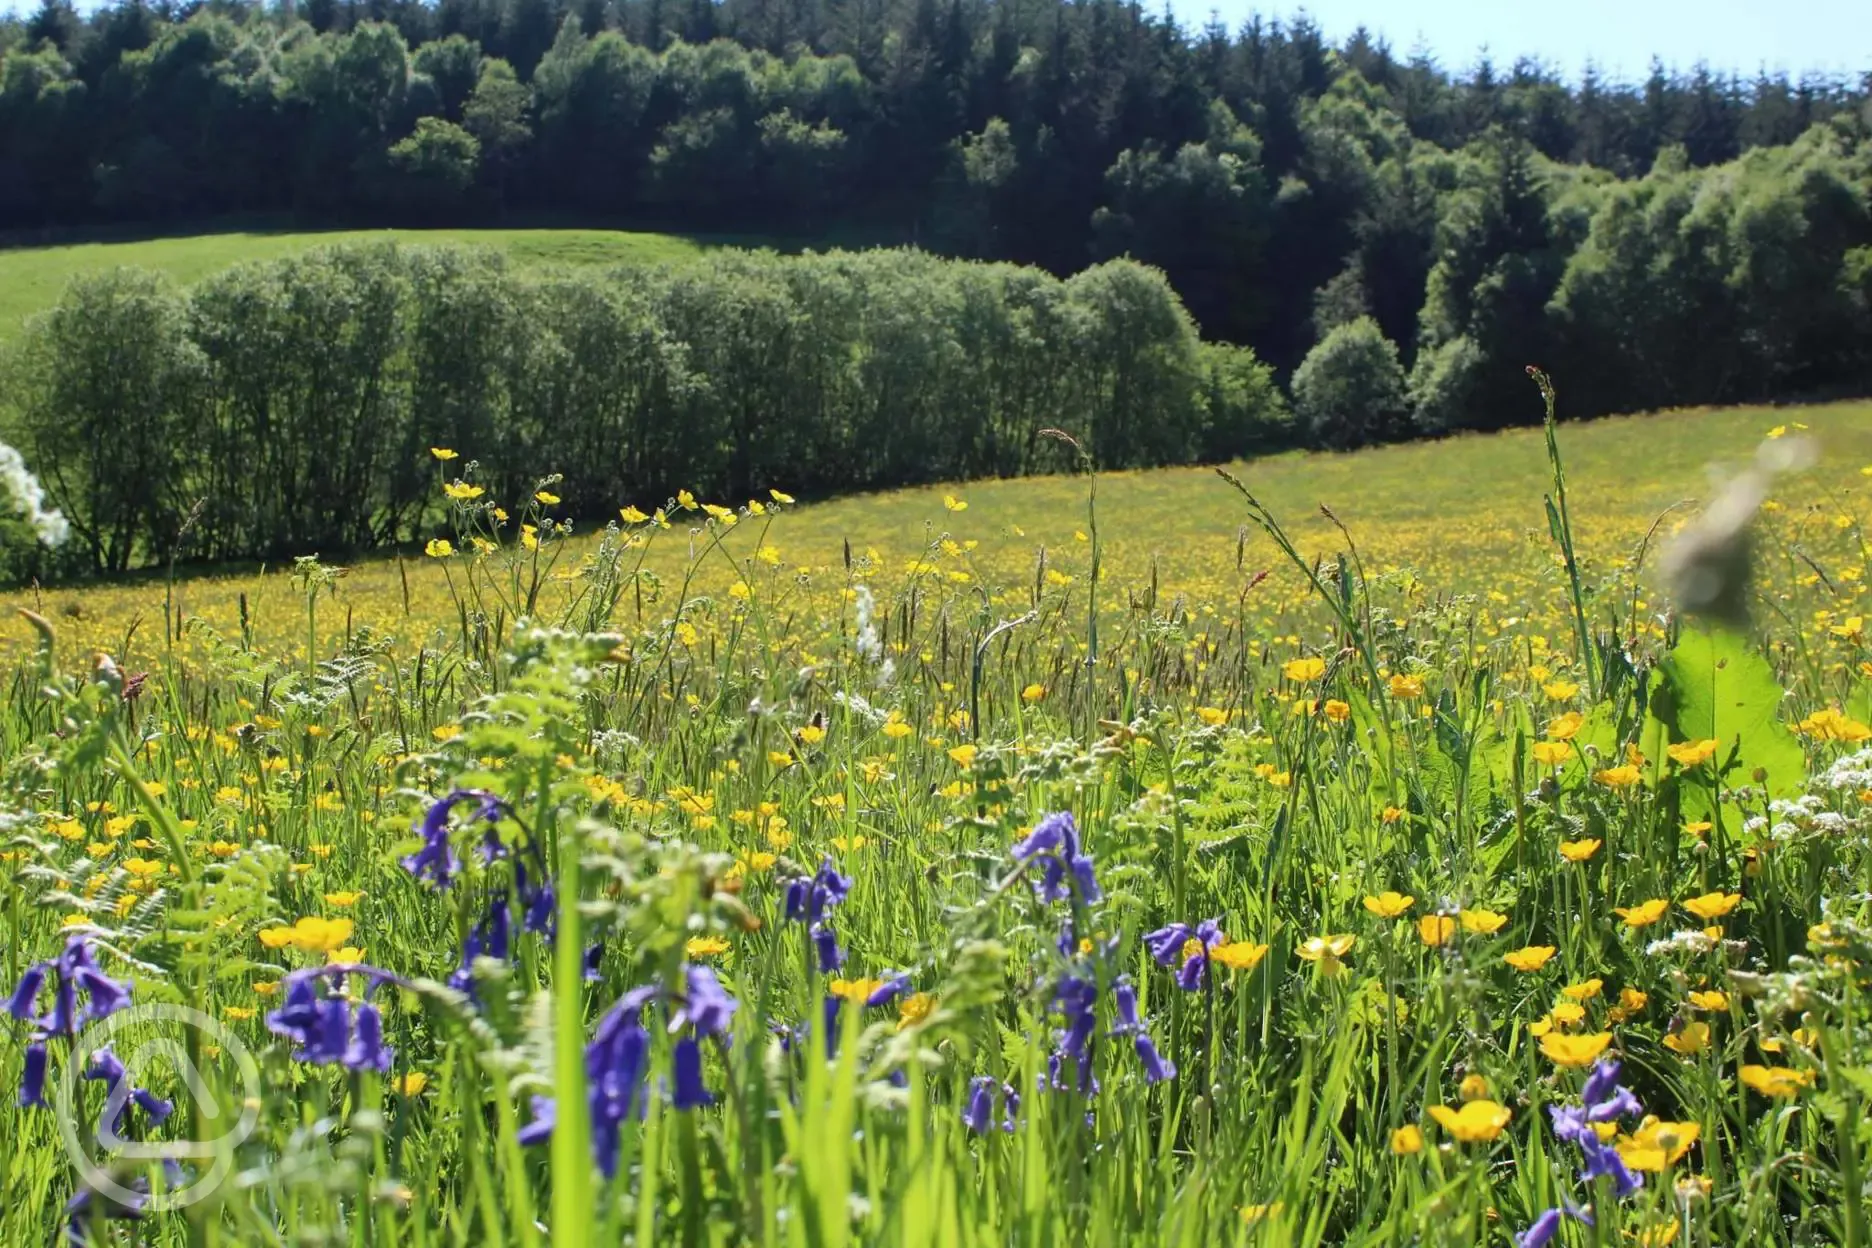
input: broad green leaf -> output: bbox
[1645,626,1806,818]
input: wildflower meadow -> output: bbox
[4,377,1872,1248]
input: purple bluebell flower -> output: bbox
[1051,976,1099,1094]
[1517,1206,1592,1248]
[517,1095,555,1146]
[1542,1059,1646,1205]
[18,1040,47,1108]
[265,978,352,1066]
[820,995,844,1053]
[586,986,657,1177]
[64,1181,147,1247]
[812,923,844,973]
[516,857,556,935]
[401,789,503,890]
[962,1076,996,1134]
[1012,813,1073,860]
[1148,920,1223,991]
[1109,976,1178,1085]
[679,966,737,1038]
[1143,925,1193,965]
[132,1087,174,1126]
[449,896,515,994]
[785,859,852,926]
[1014,812,1103,904]
[84,1047,131,1135]
[6,963,47,1020]
[1112,977,1144,1031]
[1581,1140,1643,1196]
[65,939,133,1027]
[1581,1059,1622,1107]
[15,937,133,1036]
[786,859,853,974]
[865,973,912,1007]
[671,1037,710,1109]
[343,1002,393,1073]
[999,1082,1020,1132]
[1133,1034,1176,1083]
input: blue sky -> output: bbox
[8,0,1869,82]
[1187,1,1872,82]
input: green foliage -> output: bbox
[1290,315,1408,449]
[3,269,203,572]
[1,241,1275,572]
[1646,626,1809,816]
[389,116,483,207]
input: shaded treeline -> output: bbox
[0,242,1283,574]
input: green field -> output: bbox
[0,227,716,342]
[2,229,1872,1246]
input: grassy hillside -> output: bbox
[7,398,1868,666]
[0,227,718,342]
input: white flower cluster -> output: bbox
[851,584,895,685]
[1820,747,1872,793]
[1645,929,1718,957]
[1743,794,1857,841]
[0,442,67,546]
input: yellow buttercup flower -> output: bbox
[1687,989,1728,1011]
[1593,764,1642,789]
[1210,941,1270,971]
[258,916,355,953]
[1531,741,1574,767]
[1614,899,1669,928]
[896,992,935,1030]
[1390,1124,1423,1155]
[1540,1032,1613,1067]
[942,494,967,512]
[1740,1064,1812,1097]
[1663,1022,1711,1056]
[1427,1099,1511,1143]
[1503,945,1556,972]
[1388,673,1424,699]
[424,538,454,558]
[1561,978,1602,1001]
[1682,892,1741,920]
[1460,909,1508,935]
[1296,934,1356,977]
[828,977,887,1003]
[393,1073,430,1096]
[443,481,483,501]
[1362,891,1414,918]
[1558,838,1601,862]
[1417,915,1456,947]
[1282,656,1327,682]
[1666,738,1720,768]
[1617,1117,1700,1171]
[685,936,731,958]
[429,447,457,460]
[1544,711,1583,740]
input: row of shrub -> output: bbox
[0,242,1287,574]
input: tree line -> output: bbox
[0,242,1284,575]
[3,1,1871,376]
